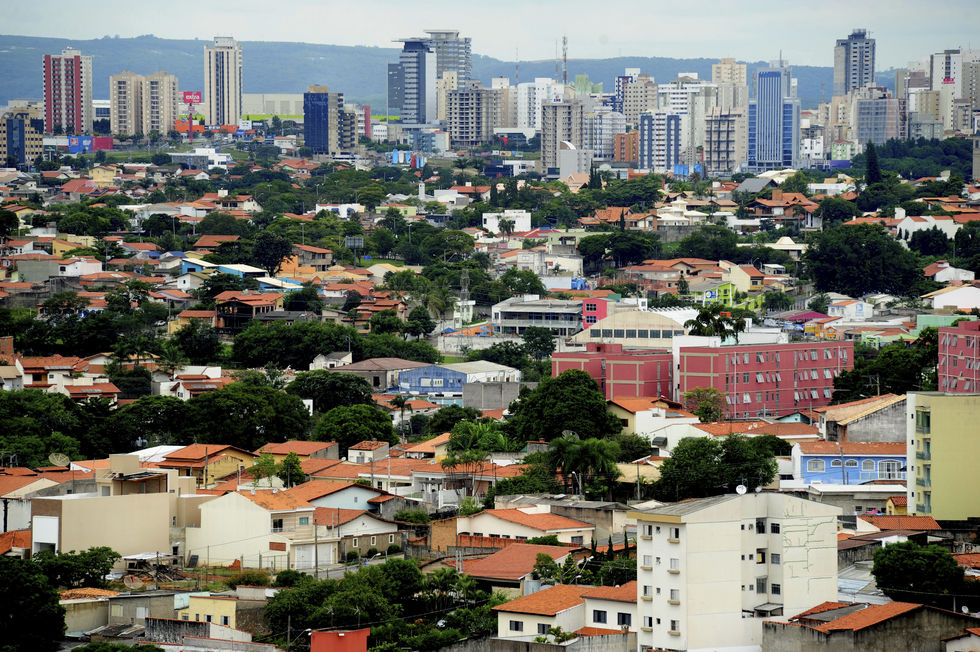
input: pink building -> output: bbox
[678,341,854,419]
[43,47,92,135]
[581,297,611,329]
[551,342,673,399]
[938,320,980,393]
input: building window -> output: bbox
[756,578,766,594]
[669,527,680,540]
[771,553,781,564]
[642,524,653,537]
[643,616,653,628]
[642,585,652,598]
[670,588,680,601]
[915,411,930,434]
[205,615,212,623]
[538,623,549,635]
[618,612,631,627]
[585,315,597,324]
[670,620,680,633]
[370,536,376,546]
[272,518,283,532]
[509,620,523,632]
[298,517,309,526]
[771,583,781,595]
[571,536,583,544]
[221,616,229,626]
[669,558,679,571]
[862,459,875,472]
[831,459,842,468]
[642,555,652,568]
[845,459,858,468]
[593,610,607,624]
[352,539,358,548]
[807,459,825,473]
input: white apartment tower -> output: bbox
[540,100,584,173]
[633,493,839,652]
[423,30,472,83]
[109,71,144,137]
[622,73,659,127]
[204,36,243,126]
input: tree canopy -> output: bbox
[651,435,777,501]
[506,370,621,442]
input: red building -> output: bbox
[938,320,980,393]
[311,628,369,652]
[678,341,854,419]
[581,297,611,329]
[551,342,673,399]
[42,47,92,135]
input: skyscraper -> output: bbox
[747,62,800,170]
[712,58,746,85]
[423,30,472,82]
[833,29,875,97]
[42,47,93,134]
[204,37,243,127]
[638,111,683,173]
[395,39,437,125]
[304,85,353,155]
[109,71,144,137]
[540,100,584,173]
[142,71,179,137]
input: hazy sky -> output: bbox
[5,0,979,69]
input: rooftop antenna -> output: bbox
[562,36,568,85]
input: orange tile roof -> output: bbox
[814,601,922,633]
[797,441,906,456]
[0,475,45,496]
[888,495,908,506]
[484,509,591,532]
[60,587,119,600]
[493,584,587,616]
[579,580,637,603]
[0,529,31,554]
[858,515,941,531]
[459,543,572,581]
[238,490,311,511]
[255,440,336,456]
[313,507,374,526]
[953,553,980,570]
[402,432,451,455]
[812,394,896,412]
[693,421,819,437]
[790,601,853,620]
[575,626,626,636]
[300,458,344,475]
[286,479,370,502]
[349,440,388,451]
[163,444,254,462]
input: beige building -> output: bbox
[455,507,594,545]
[109,71,144,137]
[632,492,839,652]
[447,86,502,147]
[569,310,691,350]
[712,57,747,84]
[622,73,659,127]
[704,107,747,178]
[541,100,584,173]
[31,455,212,565]
[204,36,243,126]
[142,71,179,136]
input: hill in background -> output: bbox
[0,34,894,112]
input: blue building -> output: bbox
[397,361,521,396]
[303,86,354,155]
[747,63,800,171]
[638,112,681,172]
[793,441,906,485]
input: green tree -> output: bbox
[500,267,547,296]
[762,291,793,313]
[251,230,293,275]
[283,286,324,313]
[250,453,279,485]
[677,224,738,260]
[864,141,882,185]
[803,224,925,297]
[393,508,431,524]
[547,434,620,498]
[814,196,860,226]
[779,170,811,195]
[277,451,306,488]
[652,435,777,501]
[171,320,222,365]
[198,212,252,236]
[285,370,374,414]
[369,308,404,335]
[507,370,621,442]
[522,326,556,359]
[426,404,482,436]
[188,384,311,450]
[314,404,397,454]
[871,541,967,609]
[682,386,726,422]
[105,395,192,449]
[0,557,66,652]
[404,305,436,339]
[909,226,950,257]
[0,390,87,466]
[808,293,830,315]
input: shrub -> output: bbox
[226,569,270,589]
[272,569,309,587]
[366,547,379,558]
[387,544,402,554]
[393,508,430,524]
[346,550,360,562]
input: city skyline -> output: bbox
[3,0,979,71]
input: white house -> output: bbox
[456,507,595,545]
[57,257,102,277]
[923,260,975,284]
[494,581,638,639]
[921,285,980,311]
[827,299,874,321]
[482,209,532,235]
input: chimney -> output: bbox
[772,188,783,201]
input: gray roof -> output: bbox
[440,361,519,374]
[633,493,740,516]
[335,357,430,372]
[736,178,777,194]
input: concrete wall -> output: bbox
[548,505,628,543]
[185,492,289,568]
[109,593,178,625]
[497,604,584,638]
[655,225,699,243]
[145,617,251,644]
[832,400,906,443]
[62,598,109,634]
[463,382,538,411]
[440,633,636,652]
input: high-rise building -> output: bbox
[304,85,353,155]
[621,73,658,127]
[613,132,639,164]
[583,109,625,161]
[42,47,93,134]
[747,62,800,171]
[638,111,682,173]
[712,57,746,85]
[142,71,179,137]
[435,70,459,122]
[937,320,980,393]
[833,29,876,97]
[204,37,243,127]
[423,30,472,83]
[109,71,144,137]
[906,391,980,520]
[633,493,839,651]
[613,68,640,113]
[658,76,718,166]
[396,39,438,125]
[387,63,405,121]
[704,107,747,177]
[540,100,584,174]
[516,77,566,130]
[930,49,980,95]
[0,106,45,165]
[446,86,502,147]
[849,87,900,146]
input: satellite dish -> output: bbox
[49,453,70,467]
[123,575,144,590]
[963,605,970,614]
[735,484,748,495]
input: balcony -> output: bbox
[668,630,681,637]
[668,599,681,605]
[668,537,680,544]
[915,451,930,461]
[668,569,680,575]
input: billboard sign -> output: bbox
[183,91,202,104]
[68,136,93,154]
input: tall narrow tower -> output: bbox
[747,61,800,170]
[42,47,93,134]
[204,36,243,127]
[423,30,472,83]
[833,29,875,97]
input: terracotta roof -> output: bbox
[692,421,819,437]
[814,601,922,633]
[858,515,941,531]
[0,529,31,554]
[797,441,906,456]
[300,458,344,475]
[492,584,587,616]
[579,581,637,603]
[313,507,375,527]
[349,440,388,451]
[888,495,908,506]
[483,509,591,532]
[162,444,254,462]
[0,475,46,496]
[238,490,312,511]
[953,553,980,570]
[575,627,627,636]
[287,479,373,502]
[402,432,451,455]
[459,543,572,581]
[790,601,853,620]
[255,440,336,456]
[60,587,119,600]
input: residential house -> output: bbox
[632,492,839,652]
[494,582,638,639]
[907,392,980,520]
[314,507,402,560]
[347,441,390,464]
[291,244,333,272]
[828,299,874,322]
[400,432,451,460]
[762,601,980,651]
[812,394,907,442]
[166,309,217,335]
[921,285,980,311]
[923,260,975,284]
[308,351,353,371]
[157,445,257,488]
[453,507,594,545]
[214,291,284,334]
[884,495,908,516]
[253,441,338,464]
[493,494,634,543]
[176,593,266,631]
[791,441,906,485]
[332,358,430,391]
[374,394,440,427]
[448,543,576,596]
[687,278,736,307]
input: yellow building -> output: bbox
[158,444,257,488]
[885,495,908,516]
[90,165,121,188]
[906,392,980,521]
[177,595,238,627]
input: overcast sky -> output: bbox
[5,0,978,69]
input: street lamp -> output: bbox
[285,627,312,652]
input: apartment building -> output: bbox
[614,131,639,163]
[540,100,584,174]
[678,341,854,419]
[43,47,93,134]
[204,36,243,127]
[704,107,747,177]
[492,296,582,337]
[583,109,625,161]
[0,106,45,165]
[747,63,800,171]
[142,71,179,136]
[109,71,143,136]
[937,320,980,393]
[304,85,353,155]
[834,29,876,97]
[633,492,839,652]
[446,86,501,147]
[638,111,682,172]
[712,58,747,85]
[622,73,659,126]
[907,391,980,520]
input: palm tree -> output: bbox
[424,284,456,321]
[684,304,746,342]
[389,395,413,439]
[157,342,189,380]
[498,219,515,238]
